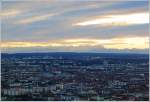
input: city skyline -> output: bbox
[1,0,149,53]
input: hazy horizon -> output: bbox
[1,50,149,55]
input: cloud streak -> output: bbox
[1,9,21,18]
[74,12,149,27]
[16,13,56,24]
[1,37,149,50]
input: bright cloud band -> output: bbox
[1,37,149,50]
[74,12,149,26]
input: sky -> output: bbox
[1,0,149,53]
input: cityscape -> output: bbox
[1,53,149,101]
[1,0,149,101]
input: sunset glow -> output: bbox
[1,37,149,50]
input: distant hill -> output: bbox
[1,52,149,59]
